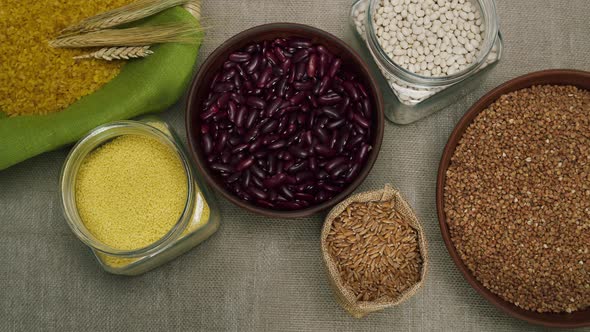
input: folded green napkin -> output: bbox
[0,7,202,170]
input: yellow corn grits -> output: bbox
[0,0,132,116]
[75,134,188,251]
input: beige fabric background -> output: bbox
[1,1,589,331]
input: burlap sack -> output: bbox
[320,184,429,318]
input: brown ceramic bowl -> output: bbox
[437,69,590,328]
[186,23,384,218]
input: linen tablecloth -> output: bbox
[1,1,589,330]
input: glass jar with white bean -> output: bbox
[351,0,503,124]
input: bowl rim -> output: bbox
[436,69,590,328]
[185,22,385,218]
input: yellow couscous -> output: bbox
[0,0,132,116]
[75,134,188,251]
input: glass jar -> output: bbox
[350,0,503,124]
[60,117,220,276]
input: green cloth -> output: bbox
[0,7,202,170]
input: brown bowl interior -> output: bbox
[186,23,384,218]
[436,69,590,328]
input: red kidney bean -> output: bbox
[236,156,255,172]
[318,92,343,105]
[321,182,341,192]
[256,66,273,88]
[234,106,247,128]
[327,118,346,129]
[245,55,260,74]
[329,130,339,150]
[223,60,235,70]
[264,50,279,66]
[232,143,249,154]
[247,96,266,109]
[330,163,348,178]
[294,81,314,91]
[245,43,258,53]
[315,45,331,56]
[256,200,275,208]
[342,81,360,101]
[245,110,258,129]
[289,146,310,159]
[285,175,297,185]
[356,82,369,98]
[328,58,342,78]
[295,62,306,80]
[265,76,281,89]
[324,156,347,172]
[251,174,264,188]
[308,157,318,172]
[227,101,237,123]
[292,49,310,63]
[307,54,318,78]
[274,46,287,62]
[248,186,268,200]
[261,134,279,145]
[229,52,251,63]
[294,170,313,183]
[209,72,220,89]
[261,119,279,134]
[289,92,306,106]
[211,163,232,173]
[314,144,335,157]
[287,161,307,173]
[321,107,342,119]
[345,163,361,181]
[227,172,241,184]
[294,192,315,201]
[248,137,263,153]
[201,104,219,121]
[250,164,266,179]
[278,186,294,200]
[273,38,287,47]
[202,133,213,155]
[353,113,370,129]
[276,201,302,210]
[241,169,252,188]
[263,173,287,188]
[230,92,245,104]
[201,124,210,135]
[267,140,286,150]
[215,132,229,153]
[235,64,247,78]
[314,127,330,143]
[316,190,328,202]
[357,143,371,162]
[267,154,278,174]
[319,53,329,77]
[317,75,332,96]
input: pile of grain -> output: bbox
[326,201,423,302]
[444,85,590,313]
[0,0,131,116]
[76,134,188,251]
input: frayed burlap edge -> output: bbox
[320,184,429,318]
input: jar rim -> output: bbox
[60,120,195,258]
[364,0,500,86]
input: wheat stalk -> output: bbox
[73,46,154,61]
[59,0,192,36]
[50,23,202,48]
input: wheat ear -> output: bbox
[59,0,191,36]
[73,46,154,61]
[50,23,202,48]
